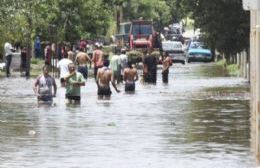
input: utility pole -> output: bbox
[243,0,260,157]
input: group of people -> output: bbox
[3,40,172,105]
[3,41,29,77]
[33,44,140,105]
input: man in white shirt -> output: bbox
[57,52,73,86]
[4,42,15,77]
[110,49,122,84]
[120,48,128,77]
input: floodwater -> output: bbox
[0,63,256,168]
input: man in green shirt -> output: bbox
[64,63,85,104]
[110,49,122,84]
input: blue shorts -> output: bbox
[38,95,53,103]
[78,66,88,79]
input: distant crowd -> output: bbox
[3,38,172,105]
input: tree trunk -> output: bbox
[25,16,33,77]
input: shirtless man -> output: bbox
[75,49,91,79]
[92,43,104,79]
[96,60,120,99]
[123,61,138,92]
[162,52,172,83]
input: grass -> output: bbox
[216,59,226,66]
[227,64,239,76]
[0,58,46,78]
[215,59,240,76]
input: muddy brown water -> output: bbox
[0,63,256,168]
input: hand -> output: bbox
[73,82,81,87]
[52,94,56,97]
[71,71,76,76]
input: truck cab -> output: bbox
[129,20,156,50]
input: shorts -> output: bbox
[125,82,135,92]
[78,66,88,79]
[66,93,81,101]
[98,87,112,96]
[38,95,53,102]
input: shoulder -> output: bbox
[36,74,42,79]
[35,75,42,82]
[107,70,112,75]
[47,75,55,80]
[57,59,63,65]
[97,67,103,72]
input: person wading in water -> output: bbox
[96,60,120,99]
[123,61,138,92]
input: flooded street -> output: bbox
[0,63,256,168]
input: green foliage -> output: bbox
[151,51,161,59]
[182,0,250,58]
[31,58,42,65]
[123,0,171,27]
[216,60,226,66]
[164,0,186,23]
[127,50,143,64]
[0,0,250,63]
[227,64,239,76]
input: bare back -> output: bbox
[76,52,90,66]
[124,68,138,83]
[97,67,112,87]
[92,49,103,67]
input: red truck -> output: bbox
[114,19,159,51]
[129,20,157,50]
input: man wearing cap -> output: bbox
[92,43,104,79]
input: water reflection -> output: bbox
[0,63,257,168]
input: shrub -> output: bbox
[127,50,143,64]
[227,64,239,76]
[31,58,40,64]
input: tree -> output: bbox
[182,0,250,61]
[164,0,187,23]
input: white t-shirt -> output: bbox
[4,42,13,56]
[57,58,73,78]
[35,75,55,96]
[120,54,128,69]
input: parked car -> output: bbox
[162,41,186,64]
[186,41,212,63]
